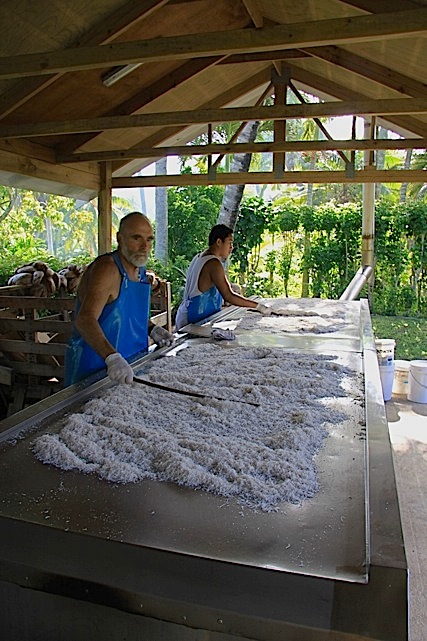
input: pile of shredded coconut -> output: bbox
[33,344,360,512]
[236,298,349,334]
[237,312,347,334]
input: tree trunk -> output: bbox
[154,157,168,264]
[301,154,315,297]
[399,149,412,203]
[217,121,260,229]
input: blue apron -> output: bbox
[64,252,150,386]
[186,286,223,324]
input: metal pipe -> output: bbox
[340,264,374,301]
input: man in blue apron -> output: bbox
[175,224,272,330]
[64,212,174,386]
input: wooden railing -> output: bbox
[0,280,172,416]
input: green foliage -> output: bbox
[228,195,427,316]
[372,199,427,315]
[270,199,300,232]
[243,272,282,298]
[146,255,188,310]
[167,182,224,263]
[0,188,134,285]
[371,315,427,361]
[233,196,272,273]
[1,183,426,321]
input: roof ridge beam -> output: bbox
[0,9,426,79]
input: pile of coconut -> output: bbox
[7,262,85,296]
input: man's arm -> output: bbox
[206,260,258,309]
[74,256,121,360]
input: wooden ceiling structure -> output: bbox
[0,0,426,242]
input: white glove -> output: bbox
[150,325,175,347]
[255,302,273,316]
[211,328,236,341]
[105,353,134,384]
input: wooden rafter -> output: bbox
[302,45,427,99]
[286,64,427,139]
[109,67,272,174]
[112,169,427,188]
[57,138,427,164]
[0,98,425,139]
[0,0,171,119]
[0,9,425,79]
[56,55,228,157]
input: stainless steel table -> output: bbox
[0,299,407,640]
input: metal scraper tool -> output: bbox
[133,376,260,406]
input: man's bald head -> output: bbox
[118,211,152,233]
[117,212,153,267]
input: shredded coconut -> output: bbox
[33,344,360,512]
[236,298,351,334]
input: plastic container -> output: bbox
[379,363,395,401]
[375,338,395,367]
[408,360,427,403]
[393,359,410,396]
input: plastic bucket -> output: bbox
[408,360,427,403]
[379,363,395,401]
[393,359,410,396]
[375,338,395,367]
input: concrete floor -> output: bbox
[385,394,427,641]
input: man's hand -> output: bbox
[255,302,273,315]
[150,325,175,347]
[105,353,134,384]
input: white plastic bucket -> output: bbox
[393,359,410,396]
[408,360,427,403]
[379,363,395,401]
[375,338,395,367]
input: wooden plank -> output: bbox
[59,137,427,164]
[0,365,13,386]
[303,45,427,99]
[0,319,73,333]
[1,97,426,139]
[0,147,99,191]
[0,296,75,311]
[150,311,168,328]
[286,62,427,139]
[7,362,64,377]
[0,9,425,79]
[0,339,67,356]
[8,386,26,415]
[0,0,171,119]
[113,168,427,187]
[98,162,112,254]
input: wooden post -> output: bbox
[362,117,376,269]
[98,161,112,254]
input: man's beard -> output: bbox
[121,246,149,267]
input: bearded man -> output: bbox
[64,212,173,386]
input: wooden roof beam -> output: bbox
[302,45,427,99]
[286,64,427,139]
[0,97,425,139]
[0,9,425,79]
[112,169,427,187]
[56,55,227,157]
[0,0,170,119]
[110,67,272,174]
[57,138,427,164]
[340,1,422,13]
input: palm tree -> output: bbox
[217,120,260,229]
